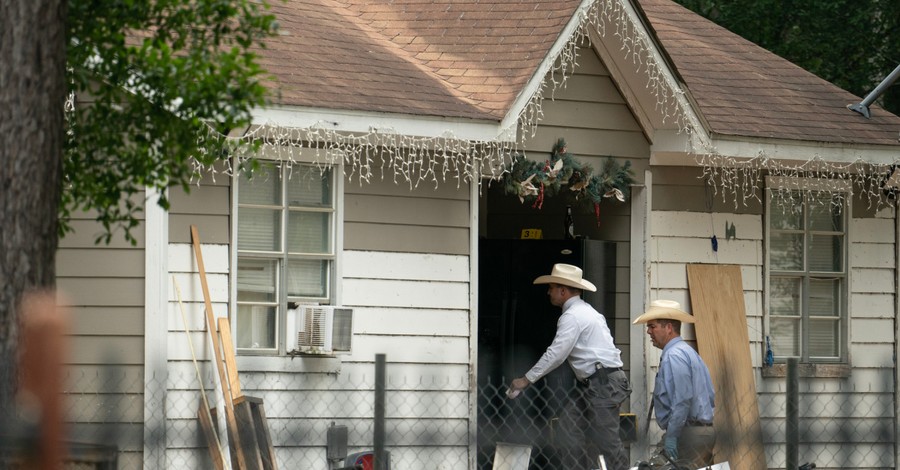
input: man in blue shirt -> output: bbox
[633,300,715,468]
[508,263,631,470]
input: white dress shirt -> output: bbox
[525,296,623,382]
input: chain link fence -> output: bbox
[1,365,895,469]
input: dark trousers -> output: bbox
[558,369,632,470]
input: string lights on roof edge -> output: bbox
[187,0,898,214]
[697,153,900,213]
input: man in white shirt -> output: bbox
[508,263,631,470]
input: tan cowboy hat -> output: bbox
[533,263,597,292]
[633,299,696,324]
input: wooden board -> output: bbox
[218,317,243,400]
[198,405,226,470]
[192,225,248,470]
[237,395,278,470]
[686,264,767,470]
[233,400,264,470]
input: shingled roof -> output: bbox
[258,0,900,148]
[262,0,581,121]
[635,0,900,147]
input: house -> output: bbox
[55,0,900,468]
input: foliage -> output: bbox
[502,138,635,211]
[672,0,900,115]
[64,0,278,243]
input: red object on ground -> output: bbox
[349,452,375,470]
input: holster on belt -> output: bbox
[581,366,613,386]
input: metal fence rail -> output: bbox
[1,365,895,469]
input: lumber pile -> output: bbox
[192,225,278,470]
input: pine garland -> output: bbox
[502,138,635,215]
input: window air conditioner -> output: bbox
[288,305,353,355]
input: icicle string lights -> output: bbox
[697,152,900,213]
[190,0,703,189]
[188,0,896,213]
[196,122,520,190]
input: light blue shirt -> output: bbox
[525,296,623,382]
[654,336,715,439]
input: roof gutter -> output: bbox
[651,130,900,166]
[250,105,505,143]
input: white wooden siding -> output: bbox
[163,247,473,466]
[341,250,472,368]
[757,368,893,394]
[344,176,471,256]
[527,46,650,164]
[648,197,896,470]
[353,307,469,337]
[344,251,469,281]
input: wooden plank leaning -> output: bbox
[687,263,767,470]
[173,276,228,470]
[218,318,267,469]
[219,317,277,470]
[191,225,251,470]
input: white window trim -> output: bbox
[764,176,850,364]
[229,148,345,361]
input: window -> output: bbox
[234,160,338,355]
[765,177,849,363]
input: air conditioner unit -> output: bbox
[288,305,353,355]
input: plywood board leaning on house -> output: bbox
[686,264,767,470]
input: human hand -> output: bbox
[663,436,678,460]
[507,377,531,399]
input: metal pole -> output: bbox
[848,63,900,118]
[786,357,799,470]
[374,354,386,470]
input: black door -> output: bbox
[477,238,615,469]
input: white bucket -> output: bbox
[492,442,532,470]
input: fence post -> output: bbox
[786,357,799,470]
[374,354,386,470]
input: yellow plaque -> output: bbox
[520,229,543,239]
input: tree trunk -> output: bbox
[0,0,67,420]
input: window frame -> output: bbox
[764,176,850,364]
[230,150,344,357]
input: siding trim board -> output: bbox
[629,169,651,459]
[647,173,896,467]
[467,176,479,470]
[144,187,169,468]
[895,207,900,469]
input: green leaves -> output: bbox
[674,0,900,115]
[501,138,635,210]
[63,0,278,243]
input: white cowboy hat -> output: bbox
[632,299,696,324]
[533,263,597,292]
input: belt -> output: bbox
[578,364,623,385]
[595,363,623,373]
[687,419,713,427]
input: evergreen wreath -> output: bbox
[502,138,635,220]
